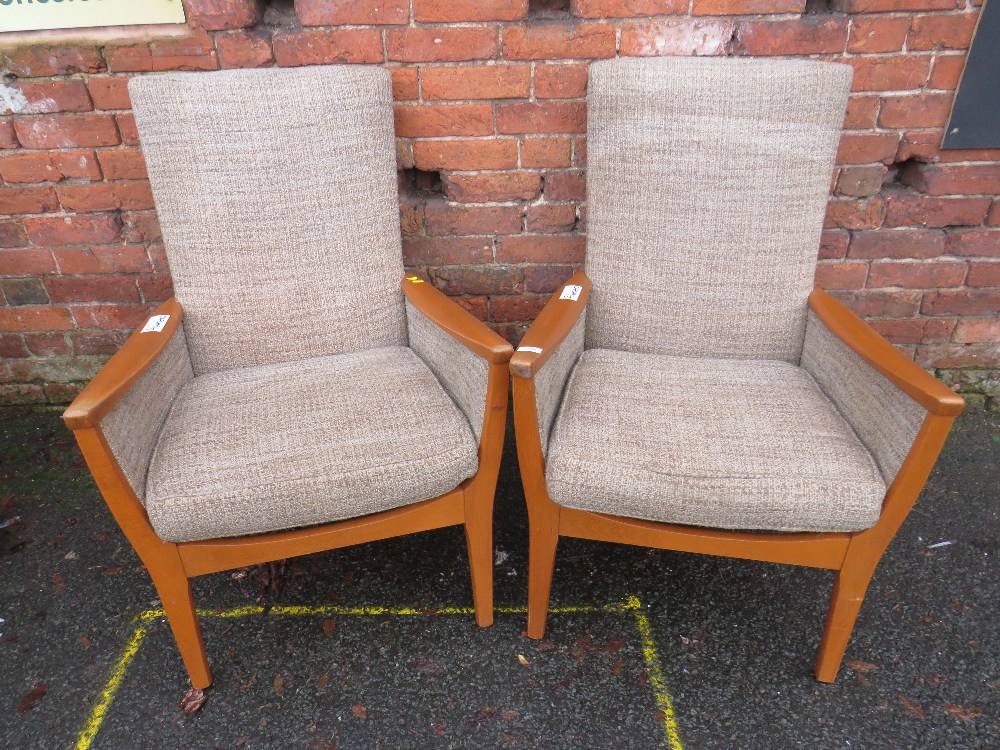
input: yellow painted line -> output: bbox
[633,610,684,750]
[78,596,681,750]
[74,619,150,750]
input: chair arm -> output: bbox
[64,298,187,429]
[808,289,963,417]
[402,275,513,364]
[510,271,590,379]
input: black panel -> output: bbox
[943,0,1000,149]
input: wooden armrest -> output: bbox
[403,275,513,364]
[510,271,590,379]
[64,299,185,430]
[809,288,963,417]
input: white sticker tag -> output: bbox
[141,314,170,333]
[559,284,582,301]
[517,346,543,354]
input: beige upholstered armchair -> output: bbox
[63,66,512,695]
[510,58,963,682]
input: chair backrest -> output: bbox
[130,66,406,375]
[584,57,852,362]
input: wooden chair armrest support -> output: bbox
[64,298,185,430]
[808,289,963,417]
[510,271,590,379]
[402,275,513,364]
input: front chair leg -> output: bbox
[147,547,212,690]
[464,486,495,627]
[815,551,880,683]
[526,497,560,639]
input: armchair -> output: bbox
[63,66,512,693]
[510,58,962,682]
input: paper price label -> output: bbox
[141,315,170,333]
[517,346,543,354]
[559,285,582,301]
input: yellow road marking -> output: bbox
[77,597,682,750]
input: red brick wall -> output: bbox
[1,0,998,409]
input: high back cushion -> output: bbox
[129,66,406,375]
[584,58,852,361]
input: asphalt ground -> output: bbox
[0,406,996,749]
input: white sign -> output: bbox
[0,0,186,34]
[559,285,583,301]
[517,346,543,354]
[141,314,170,333]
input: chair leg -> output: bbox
[147,548,212,690]
[526,499,559,640]
[464,486,495,628]
[815,555,879,683]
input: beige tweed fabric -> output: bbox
[144,347,479,542]
[584,58,852,362]
[129,66,406,375]
[101,326,194,501]
[405,300,489,441]
[546,349,887,532]
[801,312,927,485]
[534,312,585,456]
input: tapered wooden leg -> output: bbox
[526,500,559,639]
[148,549,212,690]
[464,486,495,628]
[815,559,878,683]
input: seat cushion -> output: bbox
[145,347,479,542]
[545,350,887,533]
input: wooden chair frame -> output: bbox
[64,277,513,691]
[511,271,963,683]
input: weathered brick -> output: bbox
[544,170,586,201]
[922,289,1000,316]
[390,68,419,101]
[534,64,588,99]
[945,229,1000,257]
[848,56,931,92]
[443,171,541,202]
[814,262,868,290]
[819,229,850,260]
[525,264,580,293]
[403,237,494,265]
[71,330,128,356]
[297,0,409,24]
[4,81,92,115]
[0,151,102,183]
[432,265,524,295]
[0,383,47,405]
[915,344,1000,369]
[0,46,104,77]
[24,214,121,246]
[990,201,1000,227]
[496,102,586,134]
[0,186,59,216]
[837,165,887,198]
[837,133,899,164]
[907,12,979,50]
[0,277,48,306]
[72,304,153,330]
[521,137,573,168]
[421,65,531,100]
[896,131,940,163]
[847,16,910,53]
[693,0,802,12]
[834,289,922,317]
[621,19,734,56]
[394,105,494,137]
[574,0,686,17]
[868,318,955,345]
[13,115,119,149]
[496,234,585,263]
[503,23,616,60]
[0,306,73,332]
[139,274,175,303]
[386,28,499,63]
[105,45,153,73]
[868,260,966,289]
[122,212,162,243]
[929,54,965,90]
[832,0,959,10]
[735,17,848,55]
[86,77,132,110]
[901,163,1000,197]
[490,294,548,322]
[844,96,879,130]
[0,122,17,150]
[849,229,946,259]
[0,220,28,248]
[0,333,28,359]
[45,276,141,304]
[526,204,578,233]
[56,182,155,213]
[824,198,887,230]
[273,29,384,66]
[186,0,263,30]
[413,0,527,21]
[884,191,990,228]
[0,248,56,275]
[952,318,1000,343]
[97,149,148,180]
[412,139,518,170]
[52,245,151,275]
[116,114,139,145]
[879,94,953,129]
[967,261,1000,287]
[216,29,274,69]
[425,202,523,236]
